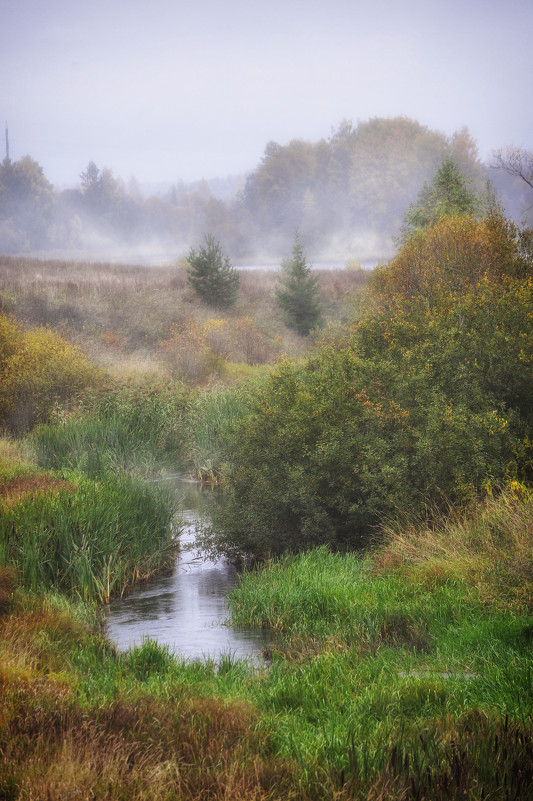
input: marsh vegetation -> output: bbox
[0,159,532,798]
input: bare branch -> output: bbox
[491,146,533,191]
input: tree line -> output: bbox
[1,116,531,259]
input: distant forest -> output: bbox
[0,116,530,261]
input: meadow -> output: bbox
[0,254,366,380]
[0,486,531,799]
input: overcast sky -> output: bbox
[2,0,532,188]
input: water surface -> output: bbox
[103,479,269,662]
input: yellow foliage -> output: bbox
[160,316,274,382]
[375,214,528,309]
[0,313,99,431]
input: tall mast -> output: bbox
[5,122,9,162]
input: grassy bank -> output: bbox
[0,487,531,799]
[0,433,179,604]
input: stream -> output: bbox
[103,478,270,662]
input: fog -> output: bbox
[2,0,532,188]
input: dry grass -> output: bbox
[374,485,533,613]
[0,255,368,382]
[0,575,301,801]
[0,474,77,504]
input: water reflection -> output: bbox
[103,480,270,662]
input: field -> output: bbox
[0,255,367,379]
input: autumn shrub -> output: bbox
[160,316,276,382]
[211,211,532,560]
[225,316,275,365]
[374,210,531,309]
[160,318,222,382]
[0,313,100,433]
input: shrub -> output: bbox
[211,212,532,560]
[209,346,519,561]
[0,314,99,433]
[160,318,228,382]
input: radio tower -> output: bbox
[4,122,10,164]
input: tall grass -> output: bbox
[1,552,531,800]
[28,378,189,477]
[183,383,257,481]
[374,484,533,614]
[0,470,178,602]
[222,489,533,792]
[0,486,532,798]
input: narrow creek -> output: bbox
[103,477,270,662]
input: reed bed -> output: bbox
[0,470,178,602]
[28,380,189,477]
[184,383,258,481]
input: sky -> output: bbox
[2,0,532,189]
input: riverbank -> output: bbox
[0,483,531,800]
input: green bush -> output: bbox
[210,348,518,560]
[211,212,532,560]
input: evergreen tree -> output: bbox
[276,232,322,335]
[402,157,480,239]
[186,234,239,308]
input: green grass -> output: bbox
[28,378,190,478]
[0,455,531,799]
[1,549,531,799]
[0,469,178,603]
[183,382,257,481]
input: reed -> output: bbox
[0,470,178,602]
[28,378,189,477]
[183,383,256,481]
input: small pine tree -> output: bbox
[402,157,481,238]
[186,234,239,308]
[276,233,322,335]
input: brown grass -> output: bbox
[0,474,77,504]
[0,667,300,801]
[0,580,302,800]
[0,255,368,383]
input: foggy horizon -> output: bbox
[2,0,532,190]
